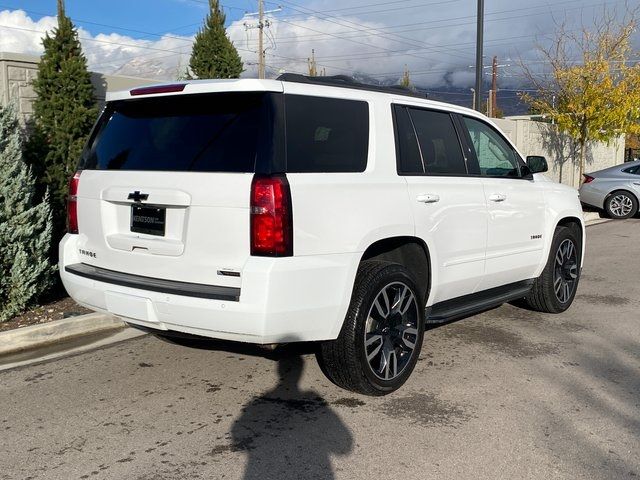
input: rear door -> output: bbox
[75,91,278,288]
[459,115,546,290]
[393,105,488,304]
[621,164,640,197]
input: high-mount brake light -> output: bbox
[130,84,186,96]
[67,171,81,234]
[250,175,293,257]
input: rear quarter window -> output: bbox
[284,95,369,173]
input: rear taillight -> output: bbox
[67,171,81,234]
[250,175,293,257]
[582,175,595,184]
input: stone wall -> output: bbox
[0,52,39,122]
[494,117,625,188]
[0,51,155,123]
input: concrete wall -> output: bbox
[494,117,625,188]
[0,51,156,123]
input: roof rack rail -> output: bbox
[276,73,428,99]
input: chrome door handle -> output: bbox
[633,182,640,186]
[489,193,507,202]
[416,193,440,204]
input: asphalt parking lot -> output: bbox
[1,219,638,480]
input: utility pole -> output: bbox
[491,55,498,117]
[474,0,484,111]
[308,49,317,76]
[257,0,264,79]
[244,1,281,79]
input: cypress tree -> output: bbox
[189,0,243,79]
[0,102,54,322]
[28,0,97,242]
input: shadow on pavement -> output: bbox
[150,329,319,359]
[149,330,355,477]
[229,354,354,480]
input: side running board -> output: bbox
[425,279,535,324]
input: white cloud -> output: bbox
[0,9,57,55]
[84,33,193,79]
[0,9,193,80]
[0,1,637,88]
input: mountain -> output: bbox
[105,62,532,116]
[420,86,530,116]
[351,71,531,116]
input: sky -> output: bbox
[0,0,638,96]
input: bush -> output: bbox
[0,103,54,322]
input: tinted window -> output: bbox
[393,106,467,175]
[463,117,520,177]
[408,108,466,175]
[285,95,368,172]
[393,106,424,174]
[82,93,265,172]
[623,165,640,175]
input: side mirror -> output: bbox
[526,155,548,174]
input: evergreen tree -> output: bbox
[0,102,54,322]
[189,0,243,79]
[28,0,97,242]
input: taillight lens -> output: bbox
[582,175,595,184]
[250,175,293,257]
[67,171,81,234]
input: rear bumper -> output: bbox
[64,263,240,301]
[578,184,606,209]
[59,234,359,344]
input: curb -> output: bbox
[0,313,126,356]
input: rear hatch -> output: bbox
[75,87,281,288]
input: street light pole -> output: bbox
[474,0,484,111]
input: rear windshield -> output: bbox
[82,92,266,172]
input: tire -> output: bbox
[604,190,638,219]
[522,225,581,313]
[317,261,425,396]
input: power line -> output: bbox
[2,0,633,81]
[270,0,473,59]
[256,0,624,43]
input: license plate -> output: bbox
[131,205,166,236]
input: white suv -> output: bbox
[60,75,585,395]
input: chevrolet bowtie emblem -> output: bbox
[127,191,149,202]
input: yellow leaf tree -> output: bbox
[522,9,640,178]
